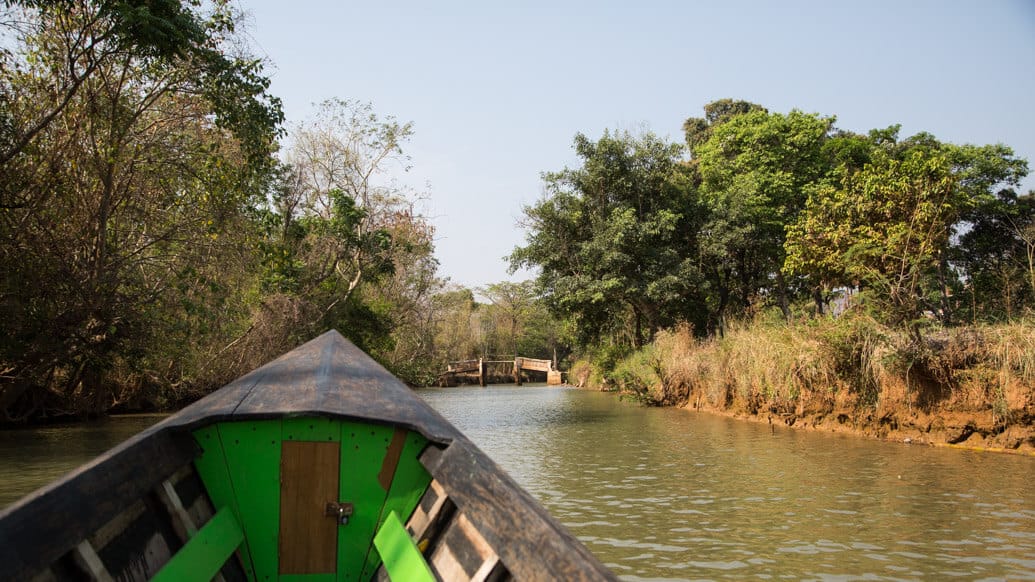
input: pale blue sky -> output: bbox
[242,0,1035,289]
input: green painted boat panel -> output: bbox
[373,511,435,582]
[220,420,283,580]
[361,432,431,580]
[283,417,339,443]
[151,506,244,582]
[192,424,261,581]
[336,421,395,582]
[191,418,433,582]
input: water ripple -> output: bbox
[419,386,1035,581]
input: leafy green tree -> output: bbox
[952,189,1035,320]
[282,99,415,308]
[478,281,537,356]
[431,287,479,360]
[683,99,766,157]
[361,204,442,384]
[786,130,1029,329]
[0,0,280,420]
[693,108,833,327]
[0,0,282,169]
[236,99,441,381]
[511,130,700,349]
[786,148,969,334]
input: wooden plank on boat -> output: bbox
[470,556,506,582]
[30,568,58,582]
[377,428,409,490]
[0,430,196,582]
[72,540,113,582]
[279,440,340,574]
[407,480,450,539]
[422,440,617,581]
[156,479,198,541]
[429,513,500,581]
[88,500,147,551]
[373,511,435,582]
[150,506,244,582]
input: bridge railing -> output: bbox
[446,359,480,373]
[443,356,561,387]
[514,357,553,373]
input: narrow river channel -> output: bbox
[418,385,1035,581]
[1,387,1033,580]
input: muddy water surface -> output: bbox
[419,385,1035,581]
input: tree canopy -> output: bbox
[510,130,699,347]
[515,99,1032,359]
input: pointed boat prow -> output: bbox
[0,330,616,581]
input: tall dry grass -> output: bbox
[611,316,1035,422]
[931,323,1035,421]
[654,320,849,413]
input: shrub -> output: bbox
[611,345,663,404]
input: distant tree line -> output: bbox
[511,99,1032,354]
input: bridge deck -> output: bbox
[442,356,561,386]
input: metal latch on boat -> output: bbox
[325,501,354,525]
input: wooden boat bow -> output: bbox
[0,330,616,581]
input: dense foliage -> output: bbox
[509,131,699,348]
[514,101,1032,368]
[0,0,285,420]
[0,0,539,421]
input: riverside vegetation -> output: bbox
[0,1,558,423]
[2,2,1032,450]
[513,101,1035,453]
[573,319,1035,452]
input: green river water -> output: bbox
[1,386,1033,580]
[417,385,1035,581]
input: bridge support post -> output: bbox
[478,358,486,387]
[513,357,522,386]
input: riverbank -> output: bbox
[684,396,1035,456]
[571,316,1035,455]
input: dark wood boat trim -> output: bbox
[421,441,612,581]
[0,330,617,581]
[0,429,197,581]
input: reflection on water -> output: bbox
[0,415,163,508]
[420,385,1035,581]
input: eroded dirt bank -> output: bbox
[681,394,1035,456]
[572,319,1035,456]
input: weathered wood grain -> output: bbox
[0,430,195,581]
[423,440,617,581]
[279,441,340,574]
[212,331,460,443]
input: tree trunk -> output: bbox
[633,307,643,349]
[938,257,952,326]
[812,286,825,316]
[774,270,791,321]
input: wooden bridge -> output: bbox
[441,356,562,387]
